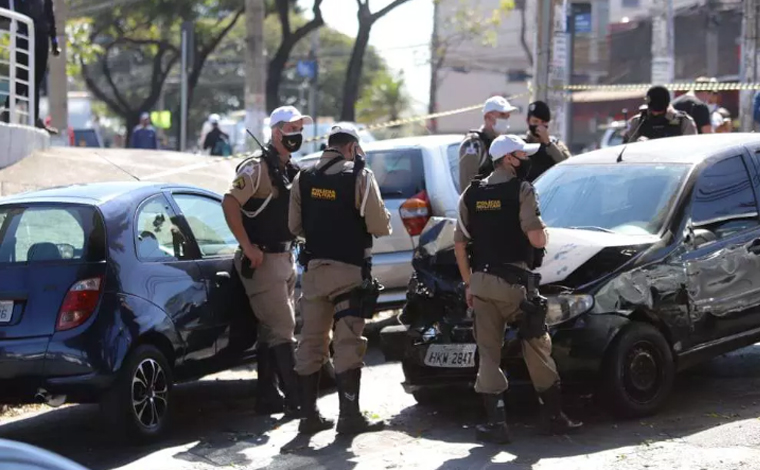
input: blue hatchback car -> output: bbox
[0,182,257,441]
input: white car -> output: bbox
[296,134,465,310]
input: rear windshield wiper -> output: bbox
[568,226,615,233]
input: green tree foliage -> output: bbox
[357,69,409,124]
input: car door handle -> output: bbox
[216,271,231,279]
[748,239,760,254]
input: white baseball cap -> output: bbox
[140,112,150,120]
[483,95,519,115]
[489,134,540,161]
[269,105,313,128]
[209,113,220,124]
[328,123,361,142]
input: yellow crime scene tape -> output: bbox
[226,80,760,159]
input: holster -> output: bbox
[475,263,547,340]
[333,259,384,320]
[296,241,312,271]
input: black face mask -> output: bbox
[528,124,539,137]
[280,132,303,152]
[514,157,532,180]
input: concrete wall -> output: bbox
[0,123,51,169]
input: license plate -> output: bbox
[423,344,477,368]
[0,301,13,323]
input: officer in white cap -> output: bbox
[289,123,392,435]
[457,96,519,193]
[222,105,312,417]
[454,134,582,444]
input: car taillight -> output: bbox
[400,190,431,237]
[56,277,104,331]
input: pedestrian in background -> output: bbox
[458,95,519,192]
[623,86,696,143]
[715,107,733,133]
[523,100,571,182]
[130,113,159,150]
[203,114,231,156]
[671,77,715,134]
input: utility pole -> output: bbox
[548,0,569,143]
[179,21,193,152]
[533,0,553,103]
[245,0,267,148]
[308,29,319,142]
[49,0,68,141]
[740,0,759,131]
[650,0,675,86]
[705,0,719,77]
[428,0,440,132]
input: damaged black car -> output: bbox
[380,134,760,418]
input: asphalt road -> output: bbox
[4,342,760,470]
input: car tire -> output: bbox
[101,344,173,444]
[601,322,674,418]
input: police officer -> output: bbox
[524,101,571,182]
[458,95,519,192]
[623,85,697,143]
[454,135,582,444]
[222,105,308,417]
[289,124,392,435]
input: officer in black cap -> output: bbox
[623,85,697,143]
[524,101,572,182]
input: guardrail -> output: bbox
[0,6,36,127]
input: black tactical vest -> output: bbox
[299,155,372,267]
[239,147,298,248]
[636,112,685,140]
[464,179,533,269]
[467,130,495,180]
[526,143,556,183]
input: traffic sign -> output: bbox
[297,60,317,79]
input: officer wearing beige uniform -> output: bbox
[222,105,310,417]
[290,124,392,435]
[454,135,582,444]
[458,95,519,192]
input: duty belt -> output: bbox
[474,263,541,290]
[256,241,294,253]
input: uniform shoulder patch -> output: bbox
[233,176,246,190]
[463,139,481,156]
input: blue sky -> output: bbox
[298,0,434,114]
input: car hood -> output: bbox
[536,228,660,288]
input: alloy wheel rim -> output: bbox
[131,358,168,429]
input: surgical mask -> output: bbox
[280,131,303,152]
[514,157,532,180]
[494,118,510,134]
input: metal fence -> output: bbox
[0,6,36,127]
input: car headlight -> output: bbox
[545,295,594,326]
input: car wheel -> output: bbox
[101,344,173,443]
[601,322,674,418]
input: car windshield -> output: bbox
[534,163,690,236]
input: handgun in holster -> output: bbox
[518,272,548,340]
[295,241,312,271]
[241,256,254,279]
[334,259,384,320]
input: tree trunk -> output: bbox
[124,113,140,148]
[266,47,291,113]
[340,25,371,122]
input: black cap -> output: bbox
[646,85,670,112]
[527,101,551,122]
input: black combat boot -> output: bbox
[335,368,385,435]
[254,345,284,415]
[271,342,301,418]
[475,393,511,444]
[297,370,335,434]
[538,383,583,435]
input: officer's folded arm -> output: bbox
[527,228,547,249]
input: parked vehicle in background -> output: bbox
[382,133,760,418]
[296,134,465,312]
[599,120,626,148]
[0,182,258,442]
